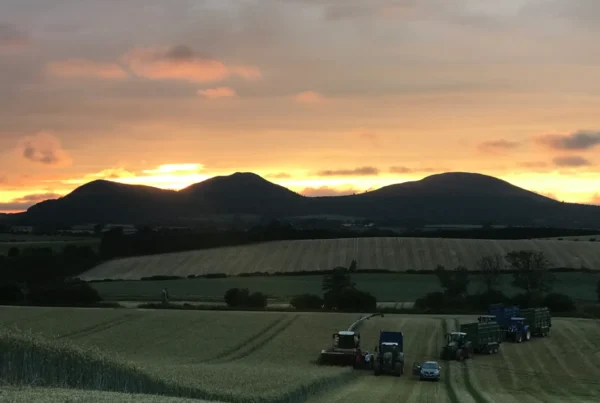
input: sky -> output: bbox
[1,0,600,213]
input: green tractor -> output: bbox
[441,331,473,361]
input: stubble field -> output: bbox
[1,306,600,402]
[80,237,600,281]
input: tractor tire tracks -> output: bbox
[441,318,460,403]
[211,314,299,363]
[454,318,490,403]
[55,313,139,340]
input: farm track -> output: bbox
[80,237,600,280]
[55,313,139,340]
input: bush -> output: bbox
[246,292,268,308]
[415,292,446,311]
[335,288,376,312]
[290,294,323,310]
[28,282,102,307]
[543,292,576,312]
[224,288,250,307]
[139,275,182,281]
[0,283,24,305]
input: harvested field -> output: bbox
[80,237,600,280]
[91,272,600,303]
[0,234,99,255]
[1,307,600,402]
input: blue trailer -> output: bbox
[487,304,531,343]
[373,331,404,376]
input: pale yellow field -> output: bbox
[1,307,600,402]
[80,237,600,280]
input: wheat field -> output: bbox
[80,237,600,280]
[1,307,600,402]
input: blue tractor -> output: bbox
[487,304,531,343]
[372,331,404,376]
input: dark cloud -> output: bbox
[18,132,72,166]
[164,45,195,60]
[519,161,548,168]
[477,139,520,153]
[0,193,61,213]
[0,23,29,47]
[552,156,592,167]
[536,131,600,150]
[318,166,380,176]
[389,166,412,174]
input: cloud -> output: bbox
[45,59,128,79]
[389,166,412,174]
[535,131,600,150]
[318,166,380,176]
[266,172,292,179]
[352,129,379,146]
[301,186,367,197]
[477,139,521,153]
[519,161,548,168]
[0,23,30,52]
[552,156,592,167]
[17,132,72,167]
[0,193,62,213]
[294,91,326,104]
[121,45,261,83]
[197,87,238,99]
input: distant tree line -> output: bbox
[0,244,102,307]
[415,250,578,313]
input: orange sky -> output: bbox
[1,1,600,213]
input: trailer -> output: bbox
[521,307,552,337]
[488,304,530,342]
[462,321,502,354]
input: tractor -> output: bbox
[372,331,404,376]
[441,331,473,361]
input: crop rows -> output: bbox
[80,237,600,280]
[1,307,600,402]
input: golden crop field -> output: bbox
[80,237,600,280]
[1,307,600,402]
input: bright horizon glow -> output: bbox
[2,164,600,214]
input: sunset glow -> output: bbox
[1,1,600,213]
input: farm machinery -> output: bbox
[372,331,405,376]
[521,307,552,337]
[318,312,384,368]
[487,304,531,342]
[441,320,502,360]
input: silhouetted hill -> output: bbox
[14,172,600,228]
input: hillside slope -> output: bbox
[16,171,600,227]
[79,237,600,280]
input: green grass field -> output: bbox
[90,272,600,303]
[0,234,100,255]
[1,306,600,402]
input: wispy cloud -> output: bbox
[46,59,127,79]
[0,23,30,53]
[121,45,261,83]
[197,87,238,99]
[552,155,592,167]
[318,166,380,176]
[389,166,412,174]
[294,91,326,104]
[535,131,600,150]
[478,139,521,153]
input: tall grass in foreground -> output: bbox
[0,326,358,403]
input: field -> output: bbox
[0,233,100,255]
[1,306,600,402]
[80,237,600,281]
[90,272,600,303]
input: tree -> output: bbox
[476,254,503,293]
[435,265,469,299]
[597,280,600,303]
[348,259,357,272]
[505,250,554,299]
[322,266,355,297]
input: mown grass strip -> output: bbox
[440,319,460,403]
